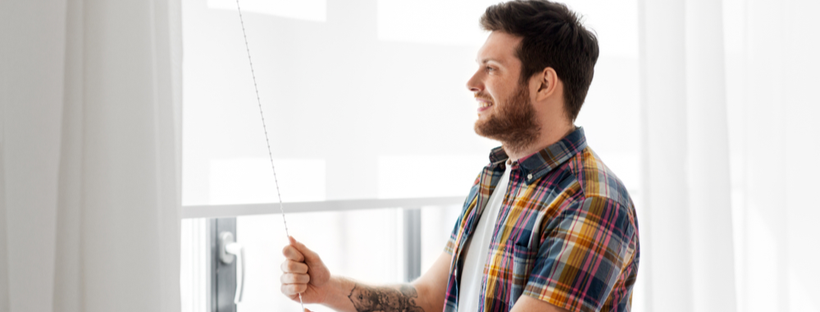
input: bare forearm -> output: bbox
[322,277,429,312]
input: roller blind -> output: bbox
[181,0,641,207]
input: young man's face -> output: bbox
[467,31,540,146]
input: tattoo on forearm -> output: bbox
[347,283,425,312]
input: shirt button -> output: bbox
[527,174,533,180]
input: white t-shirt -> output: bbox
[457,162,512,312]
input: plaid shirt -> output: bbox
[443,127,639,312]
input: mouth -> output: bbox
[477,100,494,112]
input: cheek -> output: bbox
[484,86,502,103]
[488,79,518,102]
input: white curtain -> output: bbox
[639,0,820,311]
[0,0,182,311]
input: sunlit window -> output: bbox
[180,0,642,311]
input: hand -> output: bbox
[280,237,332,304]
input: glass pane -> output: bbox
[237,209,405,312]
[420,205,463,273]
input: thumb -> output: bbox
[289,236,322,264]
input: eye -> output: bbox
[359,295,363,300]
[485,66,494,72]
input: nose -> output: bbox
[466,71,483,93]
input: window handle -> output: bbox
[219,231,245,304]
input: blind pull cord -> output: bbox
[234,1,306,311]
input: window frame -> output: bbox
[181,196,464,312]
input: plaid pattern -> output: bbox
[444,127,639,312]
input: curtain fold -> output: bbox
[640,0,820,311]
[737,0,820,311]
[640,0,738,311]
[683,0,737,311]
[638,0,693,311]
[0,0,181,311]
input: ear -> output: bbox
[533,67,560,102]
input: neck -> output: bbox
[503,123,575,161]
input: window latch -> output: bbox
[219,231,245,304]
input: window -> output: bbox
[180,0,643,311]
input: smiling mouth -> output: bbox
[477,101,493,113]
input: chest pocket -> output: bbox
[502,194,548,309]
[507,230,537,308]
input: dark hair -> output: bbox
[480,0,599,121]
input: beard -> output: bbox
[474,84,541,154]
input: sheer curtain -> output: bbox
[639,0,820,311]
[0,0,182,311]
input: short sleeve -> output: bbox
[444,219,460,255]
[523,196,636,312]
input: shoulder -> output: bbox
[552,147,638,240]
[568,146,634,210]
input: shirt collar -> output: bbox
[488,126,587,185]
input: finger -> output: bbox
[281,283,307,295]
[280,273,310,284]
[288,236,322,264]
[282,244,306,262]
[280,260,309,274]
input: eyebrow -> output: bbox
[476,58,502,65]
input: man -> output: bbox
[280,1,639,311]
